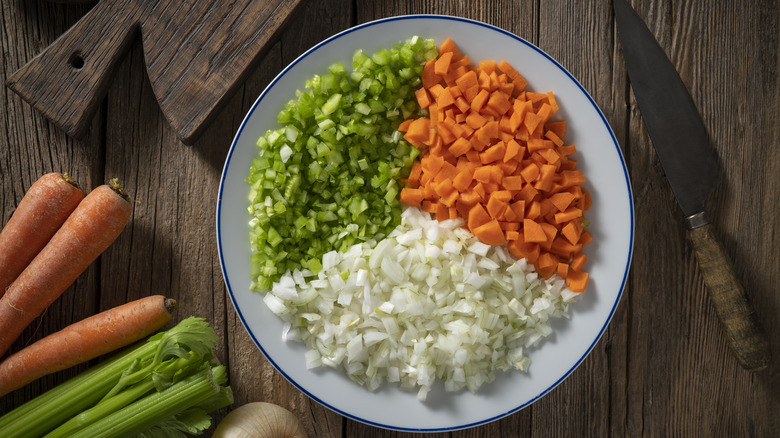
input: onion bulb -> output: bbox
[213,402,308,438]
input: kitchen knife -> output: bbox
[613,0,770,371]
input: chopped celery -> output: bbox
[247,36,436,289]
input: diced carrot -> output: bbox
[556,262,569,279]
[448,137,472,157]
[486,194,507,219]
[397,38,592,292]
[467,203,491,230]
[554,207,583,224]
[400,188,425,206]
[422,59,442,89]
[415,88,432,109]
[434,51,454,75]
[403,117,430,144]
[452,169,474,192]
[545,120,566,138]
[497,60,519,79]
[480,142,506,164]
[398,118,414,132]
[487,90,512,115]
[566,270,588,292]
[466,111,487,129]
[579,231,593,246]
[544,194,572,215]
[561,221,583,245]
[479,60,495,74]
[439,38,464,60]
[523,219,546,243]
[570,252,588,272]
[473,219,507,245]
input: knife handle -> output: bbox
[5,0,144,138]
[687,223,770,371]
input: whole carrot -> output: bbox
[0,179,132,357]
[0,173,84,297]
[0,295,177,397]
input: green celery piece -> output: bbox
[0,317,220,438]
[65,366,230,438]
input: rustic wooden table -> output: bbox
[2,0,778,436]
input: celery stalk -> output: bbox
[67,365,229,438]
[0,317,228,438]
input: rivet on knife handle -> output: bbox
[687,221,770,372]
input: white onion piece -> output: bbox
[262,207,579,401]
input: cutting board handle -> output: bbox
[688,224,771,372]
[5,0,143,138]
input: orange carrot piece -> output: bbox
[570,252,588,272]
[470,89,490,113]
[0,181,133,357]
[467,203,491,231]
[0,173,84,298]
[545,120,567,139]
[497,60,519,79]
[523,219,546,243]
[480,142,506,164]
[400,188,425,206]
[448,137,472,157]
[434,51,454,75]
[0,295,176,397]
[439,38,464,60]
[415,87,432,109]
[562,221,583,245]
[520,163,540,183]
[455,70,479,94]
[473,219,507,245]
[554,207,583,224]
[486,195,507,219]
[422,59,442,89]
[452,169,474,192]
[557,262,569,279]
[433,201,448,221]
[487,90,512,115]
[501,175,524,191]
[403,117,431,144]
[566,270,589,292]
[549,192,576,212]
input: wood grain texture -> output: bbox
[6,0,304,145]
[1,0,778,437]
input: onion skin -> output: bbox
[214,402,308,438]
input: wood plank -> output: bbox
[621,0,778,436]
[532,1,627,436]
[219,0,353,436]
[0,0,104,415]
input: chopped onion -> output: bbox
[262,207,580,401]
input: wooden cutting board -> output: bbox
[5,0,304,144]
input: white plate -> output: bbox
[217,15,633,432]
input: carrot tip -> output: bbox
[61,172,82,191]
[164,298,178,314]
[108,178,132,203]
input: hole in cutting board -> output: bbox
[68,52,85,70]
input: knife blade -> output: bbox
[613,0,770,371]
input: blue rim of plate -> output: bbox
[217,14,635,432]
